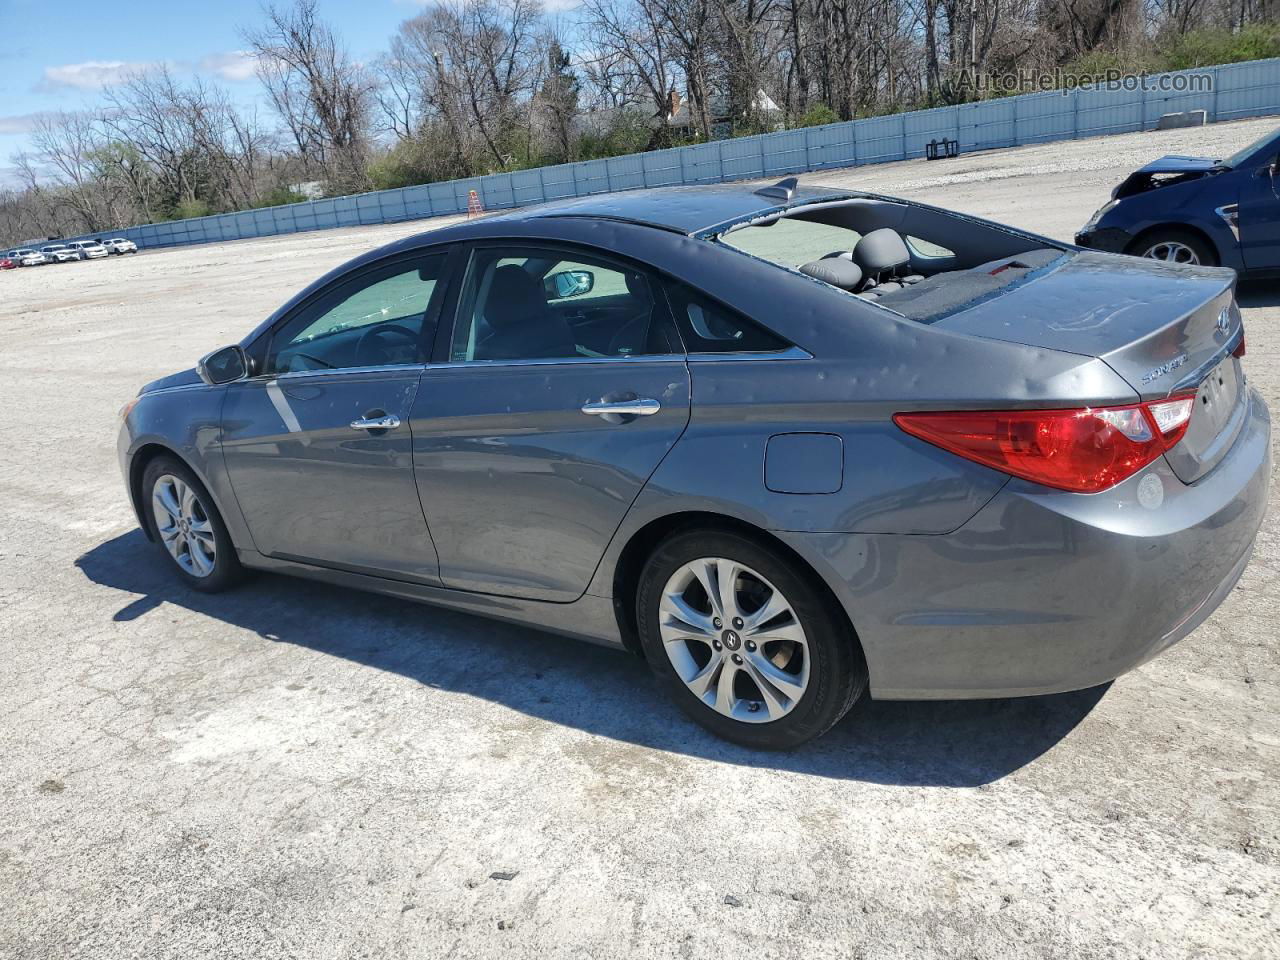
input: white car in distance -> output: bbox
[68,240,109,261]
[40,244,79,264]
[10,248,49,266]
[101,237,138,255]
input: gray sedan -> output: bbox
[117,179,1271,748]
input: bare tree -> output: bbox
[581,0,682,145]
[243,0,373,192]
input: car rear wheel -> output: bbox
[143,456,243,592]
[1132,229,1217,267]
[636,530,866,749]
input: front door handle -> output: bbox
[351,414,401,431]
[581,398,661,417]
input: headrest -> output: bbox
[487,264,544,329]
[853,228,911,274]
[800,257,863,291]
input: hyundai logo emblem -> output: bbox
[1217,307,1231,335]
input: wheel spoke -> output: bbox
[715,560,742,622]
[752,621,808,650]
[687,657,723,699]
[713,661,737,715]
[179,483,198,520]
[742,588,791,635]
[744,651,807,702]
[161,529,184,561]
[187,537,214,576]
[660,591,716,638]
[740,658,790,719]
[155,483,181,520]
[688,558,723,619]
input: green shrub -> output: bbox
[796,103,840,127]
[252,187,307,208]
[170,199,212,221]
[1158,25,1280,71]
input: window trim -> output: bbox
[444,239,687,365]
[245,248,458,378]
[659,277,795,356]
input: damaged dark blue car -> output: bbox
[1076,124,1280,275]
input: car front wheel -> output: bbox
[143,456,243,592]
[637,530,866,749]
[1132,229,1217,267]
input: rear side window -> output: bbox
[663,282,790,354]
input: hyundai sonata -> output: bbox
[118,179,1270,748]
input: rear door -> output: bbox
[410,242,690,601]
[220,253,450,583]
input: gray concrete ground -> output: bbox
[2,117,1278,960]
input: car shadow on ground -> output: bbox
[77,530,1109,788]
[1236,277,1280,308]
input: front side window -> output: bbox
[268,255,445,374]
[450,246,680,362]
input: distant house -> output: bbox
[288,181,325,201]
[657,89,783,138]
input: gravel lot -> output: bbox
[2,117,1278,960]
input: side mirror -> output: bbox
[197,344,249,385]
[545,269,594,299]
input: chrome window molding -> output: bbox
[687,345,813,362]
[245,362,428,383]
[436,353,688,370]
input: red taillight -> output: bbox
[1232,335,1246,358]
[894,396,1195,494]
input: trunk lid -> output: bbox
[937,251,1245,484]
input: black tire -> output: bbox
[1129,228,1218,267]
[636,529,866,749]
[141,455,244,593]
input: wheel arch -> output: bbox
[610,511,866,673]
[127,442,225,543]
[1125,222,1224,266]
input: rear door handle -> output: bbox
[350,414,401,431]
[581,398,661,417]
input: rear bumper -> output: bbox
[782,387,1272,699]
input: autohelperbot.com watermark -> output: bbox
[957,68,1213,96]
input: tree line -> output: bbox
[3,0,1277,245]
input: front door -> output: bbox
[1239,158,1280,271]
[221,253,449,582]
[411,243,691,601]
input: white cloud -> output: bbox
[34,60,152,93]
[0,112,47,135]
[541,0,583,10]
[199,51,259,83]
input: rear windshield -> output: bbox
[721,219,862,268]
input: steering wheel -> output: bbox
[355,324,419,366]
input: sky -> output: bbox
[0,0,543,185]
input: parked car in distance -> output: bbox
[1076,124,1280,275]
[11,247,49,266]
[119,178,1269,749]
[68,239,109,261]
[0,253,17,270]
[101,237,138,255]
[40,243,79,264]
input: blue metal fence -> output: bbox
[78,58,1280,251]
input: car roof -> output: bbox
[489,181,856,237]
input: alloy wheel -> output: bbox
[151,474,217,577]
[659,557,810,723]
[1142,240,1200,265]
